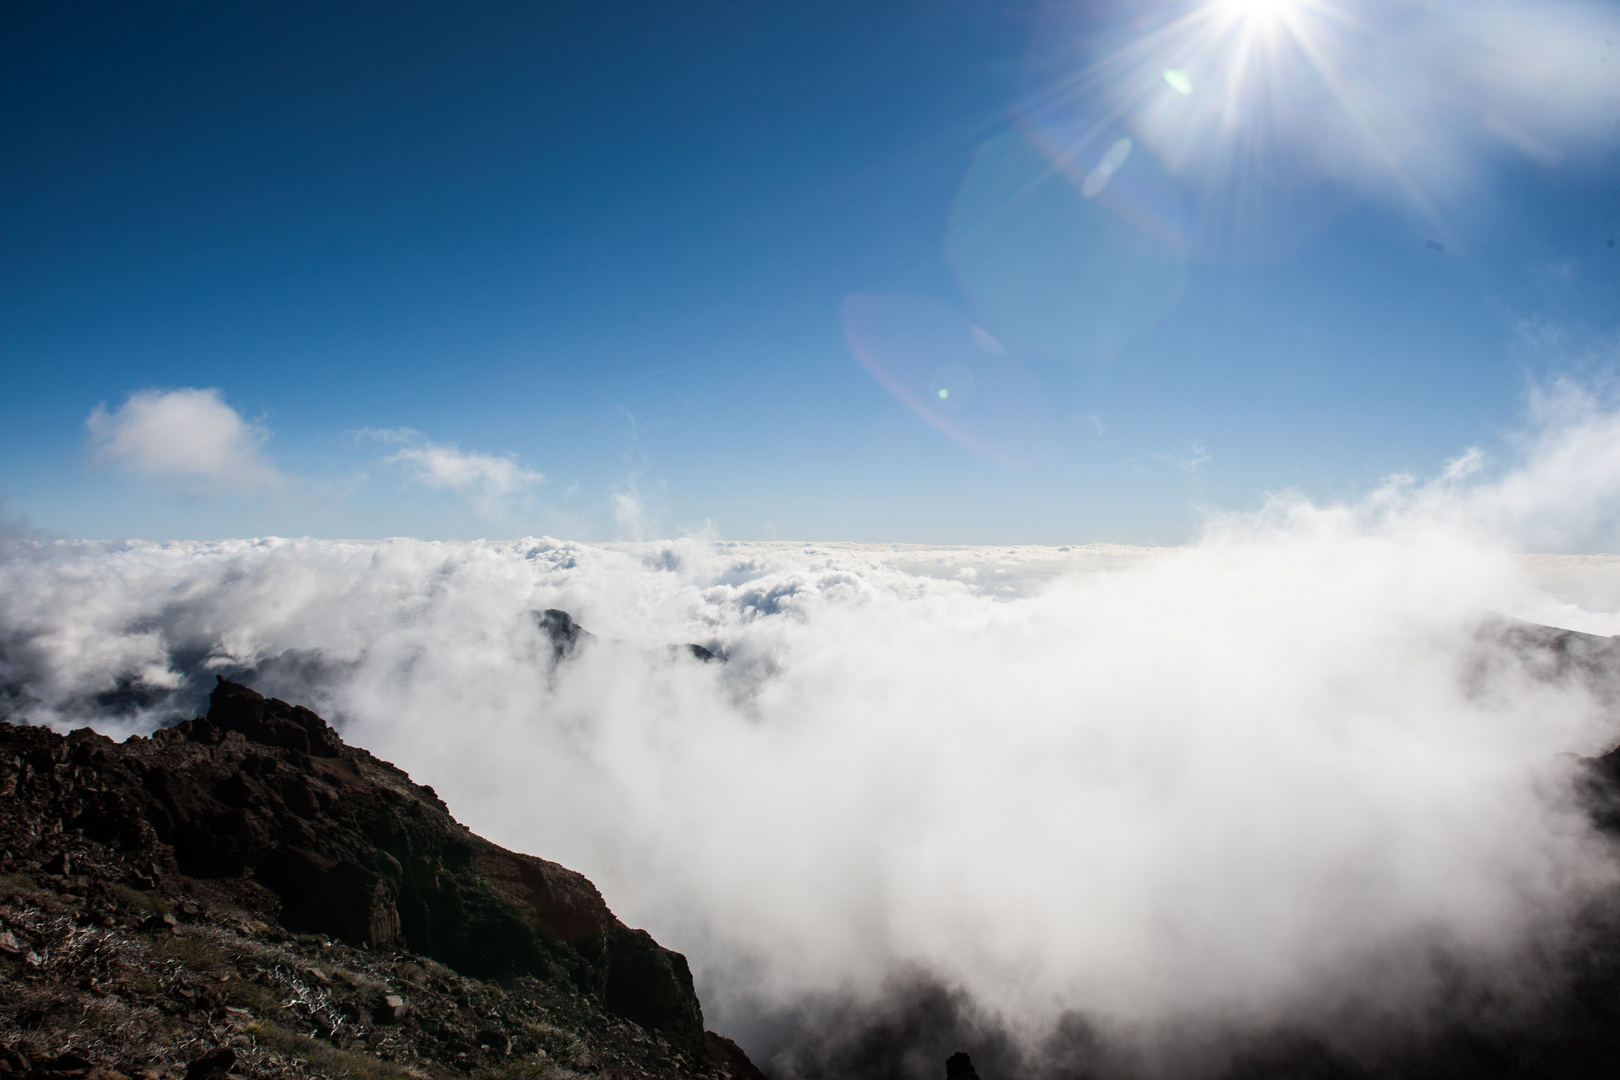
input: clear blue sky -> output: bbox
[2,0,1618,544]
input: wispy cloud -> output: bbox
[611,474,667,541]
[1151,440,1211,473]
[365,428,544,513]
[86,388,285,498]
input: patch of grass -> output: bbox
[475,1063,554,1080]
[0,873,46,900]
[246,1022,413,1080]
[147,933,229,973]
[126,975,160,998]
[228,980,284,1016]
[110,884,172,915]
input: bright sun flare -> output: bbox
[1220,0,1299,21]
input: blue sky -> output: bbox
[2,0,1618,544]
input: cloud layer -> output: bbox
[86,388,284,497]
[18,386,1620,1074]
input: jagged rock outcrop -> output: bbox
[0,680,763,1080]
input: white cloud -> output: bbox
[86,388,284,497]
[612,490,647,539]
[392,443,543,496]
[366,429,544,512]
[26,386,1620,1070]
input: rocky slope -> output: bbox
[0,679,766,1080]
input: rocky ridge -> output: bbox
[0,679,766,1080]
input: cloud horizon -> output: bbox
[18,385,1620,1073]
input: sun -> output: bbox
[1219,0,1301,21]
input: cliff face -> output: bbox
[0,680,763,1080]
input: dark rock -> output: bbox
[375,994,409,1023]
[945,1052,979,1080]
[183,1049,234,1080]
[41,1052,92,1074]
[201,678,344,758]
[0,680,752,1072]
[599,926,706,1055]
[536,610,594,662]
[703,1034,770,1080]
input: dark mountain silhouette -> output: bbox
[0,678,766,1080]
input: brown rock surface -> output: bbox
[0,679,761,1080]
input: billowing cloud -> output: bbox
[18,387,1620,1073]
[85,388,284,497]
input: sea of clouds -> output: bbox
[11,388,1620,1074]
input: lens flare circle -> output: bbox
[842,293,1060,468]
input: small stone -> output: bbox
[141,914,178,935]
[375,994,409,1023]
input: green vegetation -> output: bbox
[246,1022,414,1080]
[147,932,229,973]
[0,873,47,901]
[109,884,172,915]
[228,980,285,1016]
[474,1062,554,1080]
